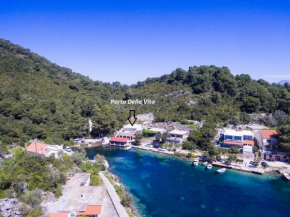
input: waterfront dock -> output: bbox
[99,172,129,217]
[212,162,265,175]
[212,162,232,168]
[132,145,174,155]
[74,141,102,148]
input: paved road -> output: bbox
[99,172,129,217]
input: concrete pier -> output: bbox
[99,172,130,217]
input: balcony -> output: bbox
[263,150,286,155]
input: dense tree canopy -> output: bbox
[0,38,290,147]
[277,126,290,153]
[0,148,72,197]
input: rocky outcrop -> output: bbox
[0,198,30,217]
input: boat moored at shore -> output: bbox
[283,173,290,181]
[207,164,212,170]
[192,159,199,166]
[217,168,226,173]
[124,146,132,151]
[158,148,167,152]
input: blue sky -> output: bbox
[0,0,290,84]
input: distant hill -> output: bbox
[0,38,290,145]
[128,66,290,123]
[278,80,290,85]
[0,38,117,145]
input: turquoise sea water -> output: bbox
[87,146,290,217]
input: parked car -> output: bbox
[224,161,231,166]
[249,161,255,165]
[247,161,256,168]
[65,147,72,152]
[199,156,208,161]
[261,161,269,167]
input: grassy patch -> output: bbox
[187,124,198,129]
[267,126,277,130]
[126,207,135,217]
[0,189,7,199]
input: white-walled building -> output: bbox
[25,140,72,158]
[109,137,131,147]
[48,173,103,217]
[122,124,143,132]
[256,130,288,162]
[167,129,189,144]
[221,129,254,149]
[116,124,143,140]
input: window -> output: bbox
[233,136,242,141]
[243,135,253,140]
[267,139,271,143]
[225,135,233,140]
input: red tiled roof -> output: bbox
[223,140,254,146]
[48,212,69,217]
[260,130,280,138]
[223,141,243,146]
[48,205,102,216]
[77,205,102,215]
[110,137,129,143]
[243,140,254,145]
[26,141,51,155]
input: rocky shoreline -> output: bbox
[0,198,31,217]
[105,171,137,217]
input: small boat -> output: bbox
[124,146,132,151]
[252,168,265,175]
[203,162,208,166]
[217,168,226,173]
[158,148,167,152]
[207,164,212,170]
[192,159,199,166]
[283,173,290,181]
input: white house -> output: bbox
[256,130,288,162]
[122,124,143,132]
[25,140,70,158]
[48,173,103,217]
[221,129,254,149]
[116,124,143,140]
[167,129,189,144]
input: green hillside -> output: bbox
[0,38,290,146]
[123,66,290,124]
[0,39,104,145]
